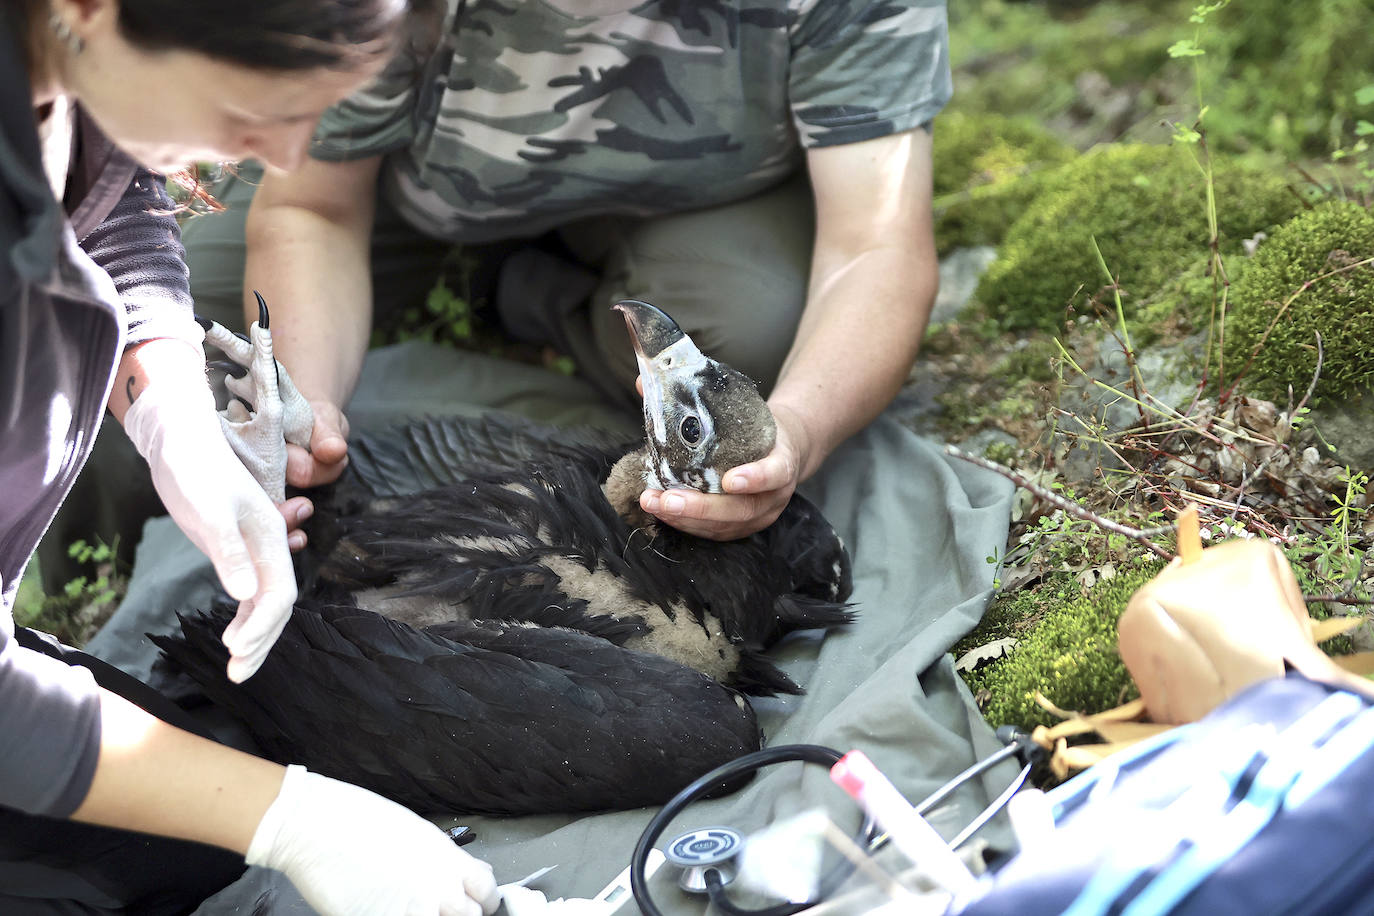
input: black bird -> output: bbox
[155,300,853,817]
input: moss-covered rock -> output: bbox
[962,561,1165,732]
[976,143,1299,333]
[932,111,1079,255]
[1223,202,1374,403]
[933,110,1078,198]
[936,172,1056,257]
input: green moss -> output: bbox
[963,562,1165,732]
[1223,202,1374,403]
[976,143,1299,333]
[933,110,1078,198]
[936,173,1056,256]
[932,110,1078,255]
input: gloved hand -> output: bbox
[247,765,500,916]
[123,378,296,683]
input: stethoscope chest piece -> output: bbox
[664,826,744,894]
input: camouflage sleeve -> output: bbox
[309,35,434,162]
[789,0,952,148]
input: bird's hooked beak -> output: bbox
[614,299,706,434]
[613,299,775,494]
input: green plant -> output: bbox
[1204,0,1374,158]
[1283,467,1371,605]
[381,271,477,348]
[14,538,128,647]
[1223,202,1374,403]
[976,143,1299,334]
[1321,84,1374,202]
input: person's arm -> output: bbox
[0,626,497,914]
[641,127,938,539]
[86,165,312,544]
[242,154,383,489]
[71,687,499,916]
[69,686,283,851]
[108,338,298,682]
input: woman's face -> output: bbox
[56,2,387,173]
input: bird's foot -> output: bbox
[199,291,314,502]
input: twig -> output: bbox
[1304,595,1374,607]
[1292,330,1324,419]
[945,445,1175,560]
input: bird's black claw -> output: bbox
[208,359,249,379]
[193,314,213,331]
[446,825,476,846]
[253,291,270,330]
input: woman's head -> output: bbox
[32,0,424,171]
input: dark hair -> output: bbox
[16,1,440,75]
[116,0,423,71]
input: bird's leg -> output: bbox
[198,292,314,503]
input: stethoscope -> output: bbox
[631,729,1041,916]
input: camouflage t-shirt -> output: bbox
[312,0,952,244]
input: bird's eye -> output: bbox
[679,415,702,445]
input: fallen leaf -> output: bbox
[955,637,1019,672]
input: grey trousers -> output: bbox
[38,165,814,591]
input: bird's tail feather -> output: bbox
[772,594,856,636]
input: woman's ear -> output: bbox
[57,0,118,45]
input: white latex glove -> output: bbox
[123,379,297,682]
[248,765,500,916]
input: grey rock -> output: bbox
[933,246,998,325]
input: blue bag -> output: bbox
[957,674,1374,915]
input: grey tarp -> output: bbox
[86,341,1016,914]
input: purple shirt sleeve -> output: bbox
[79,167,203,351]
[0,626,101,817]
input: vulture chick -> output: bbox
[155,299,853,817]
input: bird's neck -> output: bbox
[602,446,657,529]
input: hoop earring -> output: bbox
[49,10,86,55]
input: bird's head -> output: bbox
[613,299,776,494]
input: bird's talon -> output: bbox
[208,359,249,380]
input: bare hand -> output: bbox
[285,399,350,490]
[278,496,314,553]
[639,404,812,540]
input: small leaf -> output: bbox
[1356,85,1374,106]
[955,637,1019,672]
[1168,39,1205,58]
[1172,123,1202,144]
